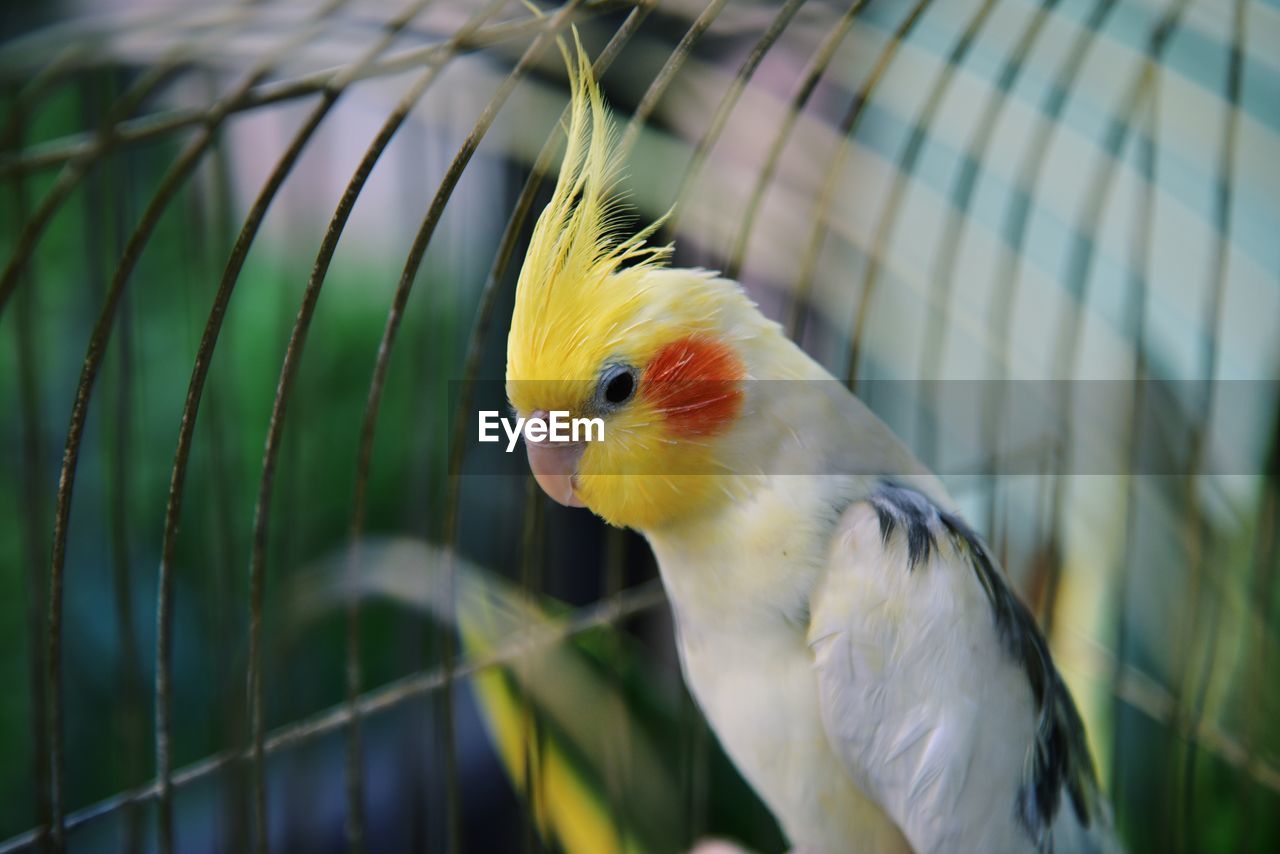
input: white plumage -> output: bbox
[641,282,1113,853]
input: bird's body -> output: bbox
[506,35,1114,853]
[639,300,1105,853]
[650,467,918,854]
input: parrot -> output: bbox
[504,33,1115,854]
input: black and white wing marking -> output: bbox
[809,484,1108,854]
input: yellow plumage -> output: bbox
[463,613,635,854]
[507,31,670,395]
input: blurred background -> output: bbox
[1,0,1278,851]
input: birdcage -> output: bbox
[1,0,1277,851]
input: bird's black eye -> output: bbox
[599,365,636,407]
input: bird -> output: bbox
[505,32,1115,854]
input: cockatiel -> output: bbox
[505,35,1113,854]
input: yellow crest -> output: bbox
[506,31,670,399]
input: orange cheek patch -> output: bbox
[641,335,745,436]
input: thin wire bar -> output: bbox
[186,92,251,850]
[974,0,1117,428]
[789,0,936,348]
[845,0,999,420]
[7,96,53,854]
[915,0,1059,359]
[152,92,246,854]
[39,1,355,847]
[516,477,547,852]
[615,0,728,156]
[849,0,1008,384]
[241,1,522,848]
[1036,0,1187,635]
[598,524,630,846]
[347,3,650,849]
[986,0,1117,558]
[1109,71,1159,827]
[683,697,710,844]
[662,0,808,234]
[1173,502,1213,851]
[0,5,628,180]
[724,0,867,282]
[1240,412,1280,850]
[0,582,669,854]
[1176,0,1244,843]
[912,0,1061,519]
[151,0,450,849]
[88,79,147,850]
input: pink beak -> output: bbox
[524,410,587,507]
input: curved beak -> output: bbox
[524,410,587,507]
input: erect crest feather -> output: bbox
[512,31,670,352]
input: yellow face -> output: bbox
[506,272,747,531]
[504,38,751,530]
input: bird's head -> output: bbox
[505,36,770,531]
